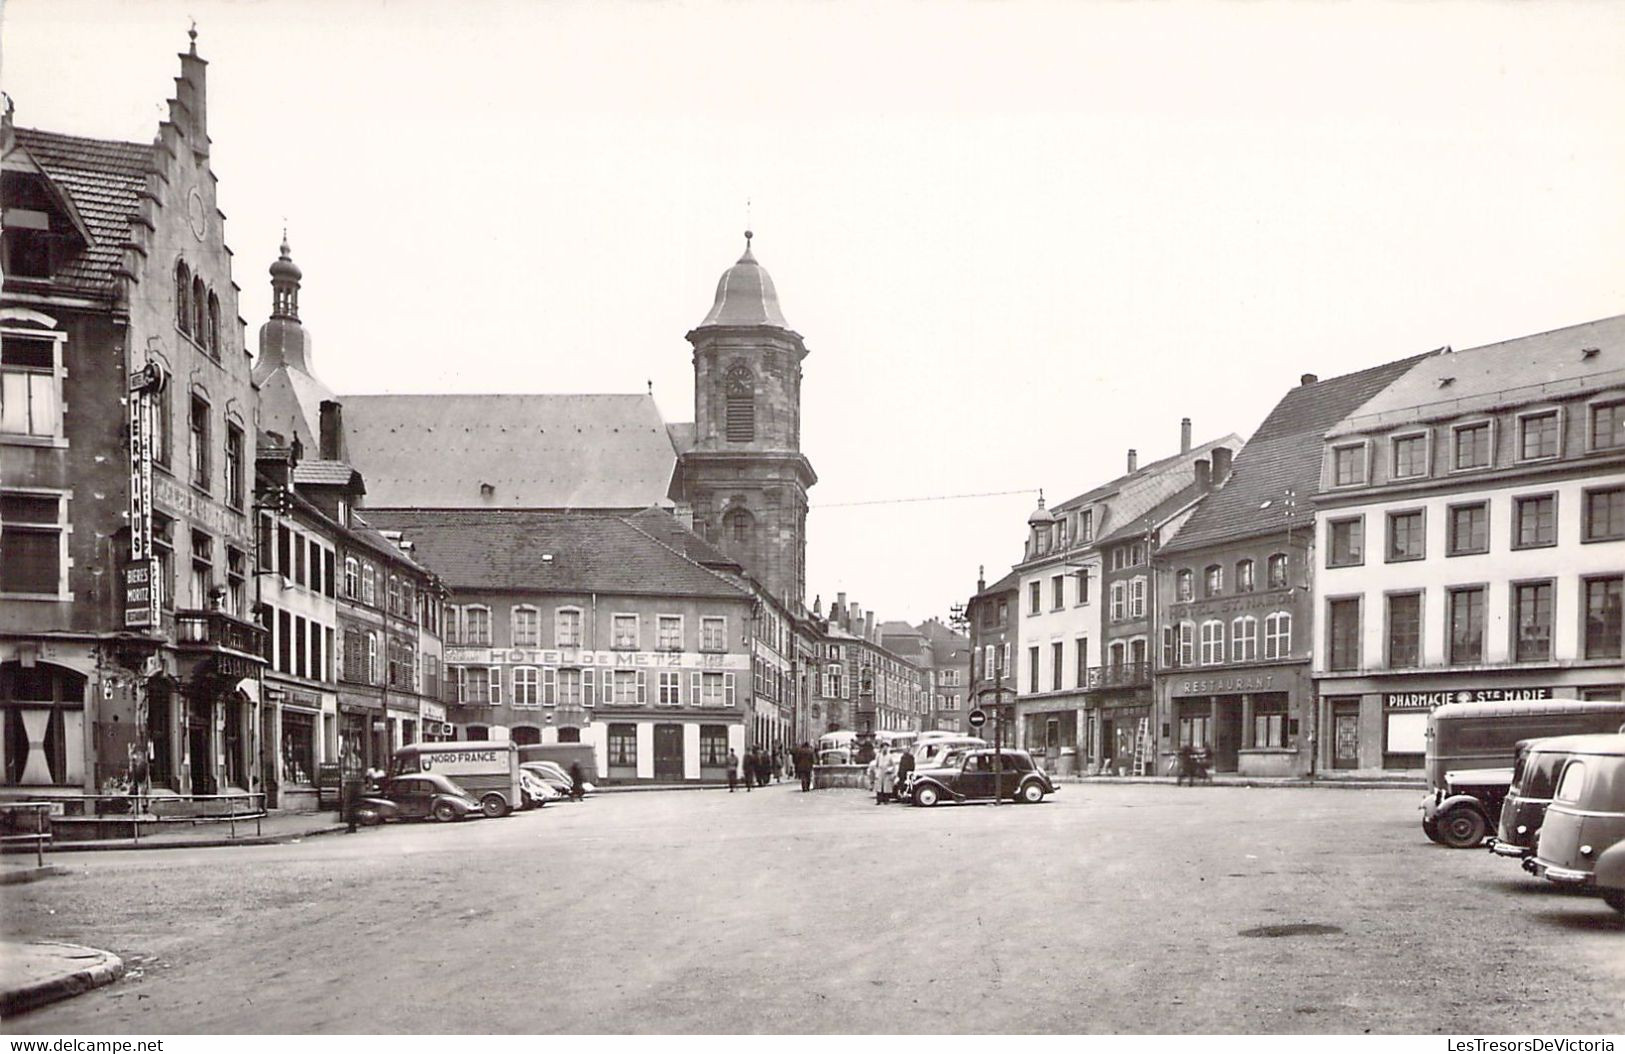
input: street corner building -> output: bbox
[1311,317,1625,773]
[0,36,274,820]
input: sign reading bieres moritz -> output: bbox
[1384,688,1553,710]
[444,647,748,671]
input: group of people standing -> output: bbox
[725,743,820,793]
[867,748,916,804]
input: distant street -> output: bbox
[3,783,1622,1034]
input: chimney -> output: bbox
[1195,458,1212,491]
[318,399,346,462]
[1127,448,1138,472]
[1180,418,1192,454]
[977,564,986,594]
[1300,373,1318,386]
[835,592,847,626]
[1213,447,1233,482]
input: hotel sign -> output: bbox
[1384,688,1553,710]
[154,475,250,545]
[443,647,748,671]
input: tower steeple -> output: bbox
[254,233,318,386]
[270,230,302,321]
[673,232,817,609]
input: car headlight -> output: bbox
[1580,845,1594,857]
[1516,825,1528,835]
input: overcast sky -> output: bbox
[5,0,1623,626]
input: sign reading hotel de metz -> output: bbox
[443,647,749,671]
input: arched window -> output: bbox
[511,725,541,746]
[556,727,582,744]
[175,261,192,334]
[1176,569,1194,602]
[1235,559,1255,593]
[724,365,755,442]
[192,277,207,342]
[207,292,221,357]
[725,507,754,544]
[1204,564,1224,597]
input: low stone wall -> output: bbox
[813,764,869,790]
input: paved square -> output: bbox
[2,783,1621,1034]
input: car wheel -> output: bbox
[1602,889,1625,915]
[1436,804,1488,849]
[1420,815,1441,844]
[1020,782,1045,804]
[432,801,458,823]
[481,793,509,819]
[913,785,940,808]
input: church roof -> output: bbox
[341,393,684,509]
[361,508,753,600]
[696,232,791,330]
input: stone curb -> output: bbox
[0,865,70,886]
[41,823,349,854]
[1059,776,1424,790]
[0,942,123,1018]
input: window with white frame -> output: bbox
[1235,559,1255,594]
[344,556,359,600]
[555,607,583,648]
[512,606,539,647]
[0,491,67,596]
[1267,553,1288,590]
[361,563,376,606]
[513,667,539,706]
[1231,616,1258,661]
[366,632,379,685]
[1591,401,1625,451]
[612,614,638,650]
[487,667,503,705]
[1109,582,1126,622]
[1178,621,1195,667]
[1129,576,1146,618]
[1204,565,1223,598]
[557,668,582,707]
[464,606,491,645]
[1199,620,1225,665]
[701,616,727,652]
[700,671,733,706]
[0,325,66,441]
[657,615,682,651]
[463,666,490,705]
[659,670,682,705]
[1264,612,1292,659]
[1176,569,1193,602]
[611,669,643,705]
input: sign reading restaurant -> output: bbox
[1176,673,1277,695]
[1383,688,1554,710]
[444,647,749,671]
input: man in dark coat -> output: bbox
[568,760,586,801]
[793,742,815,791]
[894,748,916,799]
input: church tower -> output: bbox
[673,232,816,609]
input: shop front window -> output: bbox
[281,710,316,786]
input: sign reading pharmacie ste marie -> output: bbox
[443,647,749,671]
[1384,687,1554,710]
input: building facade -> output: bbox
[1153,359,1425,777]
[2,38,270,805]
[962,570,1018,742]
[1312,317,1625,773]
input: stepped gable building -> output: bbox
[1312,316,1625,774]
[1,35,271,805]
[1153,356,1428,779]
[361,507,757,783]
[1012,429,1241,775]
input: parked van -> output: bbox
[1532,734,1625,915]
[1421,699,1625,848]
[393,741,522,818]
[1491,738,1585,866]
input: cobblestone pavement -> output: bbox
[2,783,1620,1034]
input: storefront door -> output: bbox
[654,723,684,781]
[1332,700,1360,769]
[187,695,215,795]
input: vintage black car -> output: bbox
[908,749,1056,806]
[355,772,484,825]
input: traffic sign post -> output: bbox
[967,708,986,729]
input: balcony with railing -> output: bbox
[174,608,269,661]
[1087,662,1151,690]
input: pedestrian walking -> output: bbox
[743,748,753,792]
[758,747,772,787]
[568,760,586,801]
[726,748,740,792]
[870,749,895,805]
[895,747,915,798]
[794,742,814,792]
